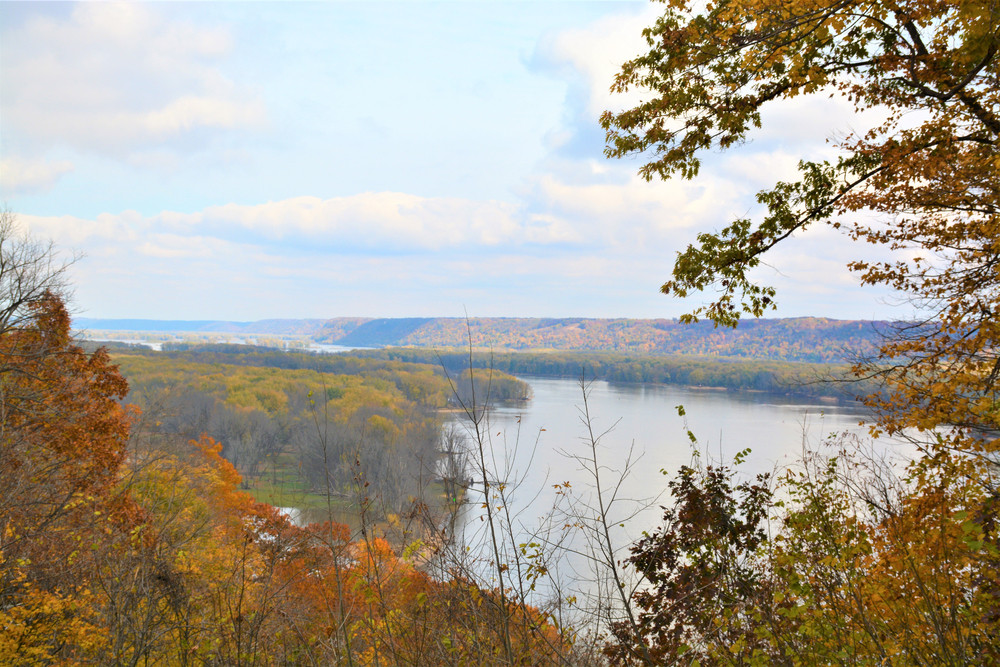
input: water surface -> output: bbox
[454,375,915,543]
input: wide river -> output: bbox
[480,375,882,486]
[451,375,918,558]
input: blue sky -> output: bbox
[1,1,904,321]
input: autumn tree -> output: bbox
[600,2,1000,662]
[603,441,1000,666]
[604,462,782,667]
[603,0,1000,453]
[0,217,133,665]
[0,208,75,340]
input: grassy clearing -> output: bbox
[243,453,351,510]
[241,452,462,551]
[243,454,453,512]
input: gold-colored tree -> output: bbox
[600,2,1000,664]
[602,0,999,455]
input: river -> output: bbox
[472,374,888,496]
[448,375,918,571]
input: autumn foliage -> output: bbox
[594,0,1000,662]
[0,295,134,665]
[603,442,999,666]
[0,291,571,666]
[6,0,1000,655]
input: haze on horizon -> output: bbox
[1,1,906,323]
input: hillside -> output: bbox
[76,316,891,363]
[316,316,886,363]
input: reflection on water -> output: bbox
[455,375,915,540]
[478,377,873,493]
[433,375,922,601]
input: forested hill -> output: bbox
[318,317,884,363]
[77,316,890,363]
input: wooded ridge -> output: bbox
[77,316,888,363]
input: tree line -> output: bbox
[152,342,533,403]
[113,351,445,512]
[346,347,870,398]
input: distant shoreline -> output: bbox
[74,314,890,364]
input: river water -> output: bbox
[449,375,919,561]
[474,375,882,494]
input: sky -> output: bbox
[1,1,907,322]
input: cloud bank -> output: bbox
[0,157,75,195]
[1,3,264,163]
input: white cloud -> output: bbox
[1,3,264,159]
[110,174,732,255]
[22,211,139,247]
[157,194,527,250]
[518,170,743,247]
[535,7,883,168]
[14,179,899,321]
[20,192,587,256]
[0,157,74,195]
[536,6,660,120]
